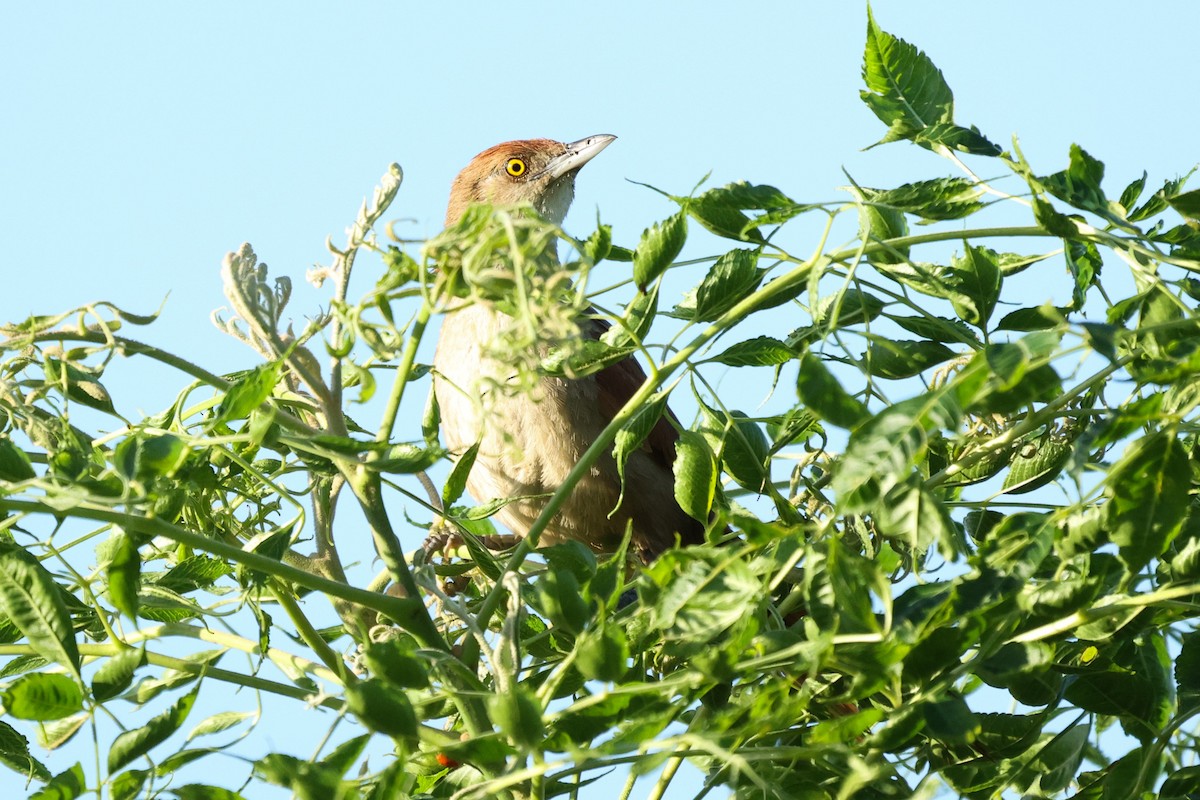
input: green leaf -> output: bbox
[862,339,957,379]
[1033,724,1089,794]
[613,396,668,507]
[860,8,952,144]
[534,568,589,636]
[856,178,984,221]
[914,122,1002,157]
[0,543,81,677]
[602,283,659,349]
[718,411,771,493]
[673,430,717,523]
[44,358,116,414]
[0,435,36,482]
[632,212,687,291]
[214,361,282,425]
[171,785,247,800]
[704,336,794,367]
[0,673,83,720]
[797,354,869,429]
[1002,426,1076,495]
[115,433,189,482]
[108,764,147,798]
[686,191,765,243]
[442,442,479,508]
[108,684,200,772]
[923,695,979,744]
[996,304,1070,332]
[835,389,961,512]
[947,244,1002,328]
[106,529,141,620]
[361,638,429,690]
[1040,144,1108,217]
[0,719,51,781]
[575,624,630,682]
[28,763,86,800]
[642,547,760,657]
[1105,430,1189,572]
[685,249,764,321]
[1065,237,1102,309]
[92,647,145,702]
[371,443,442,474]
[488,686,545,749]
[852,185,910,265]
[1162,766,1200,799]
[187,711,256,741]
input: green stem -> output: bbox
[0,498,419,624]
[375,302,432,444]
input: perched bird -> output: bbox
[432,135,705,562]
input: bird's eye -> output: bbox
[505,158,527,177]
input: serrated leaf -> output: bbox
[860,8,952,144]
[704,336,795,367]
[106,529,140,620]
[797,354,869,429]
[862,339,957,379]
[0,435,36,481]
[613,397,668,508]
[0,543,81,677]
[0,719,50,781]
[858,178,984,221]
[0,673,83,720]
[686,249,764,321]
[947,244,1002,328]
[852,185,910,265]
[1105,430,1189,572]
[92,647,145,702]
[108,684,200,772]
[632,212,687,291]
[215,361,282,425]
[673,430,717,523]
[28,763,85,800]
[1040,144,1108,216]
[686,192,765,243]
[1002,428,1075,495]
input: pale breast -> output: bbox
[432,304,624,551]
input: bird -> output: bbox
[431,135,706,563]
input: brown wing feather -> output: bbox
[586,317,706,549]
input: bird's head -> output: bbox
[445,134,616,227]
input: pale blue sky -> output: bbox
[2,2,1197,797]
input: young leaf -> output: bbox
[442,442,480,508]
[860,8,952,144]
[947,244,1002,329]
[214,361,283,425]
[632,212,687,291]
[687,249,764,321]
[704,336,795,367]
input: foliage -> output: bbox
[3,7,1200,799]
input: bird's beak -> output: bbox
[541,134,617,181]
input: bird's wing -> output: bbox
[585,318,683,473]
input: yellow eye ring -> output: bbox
[505,158,527,177]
